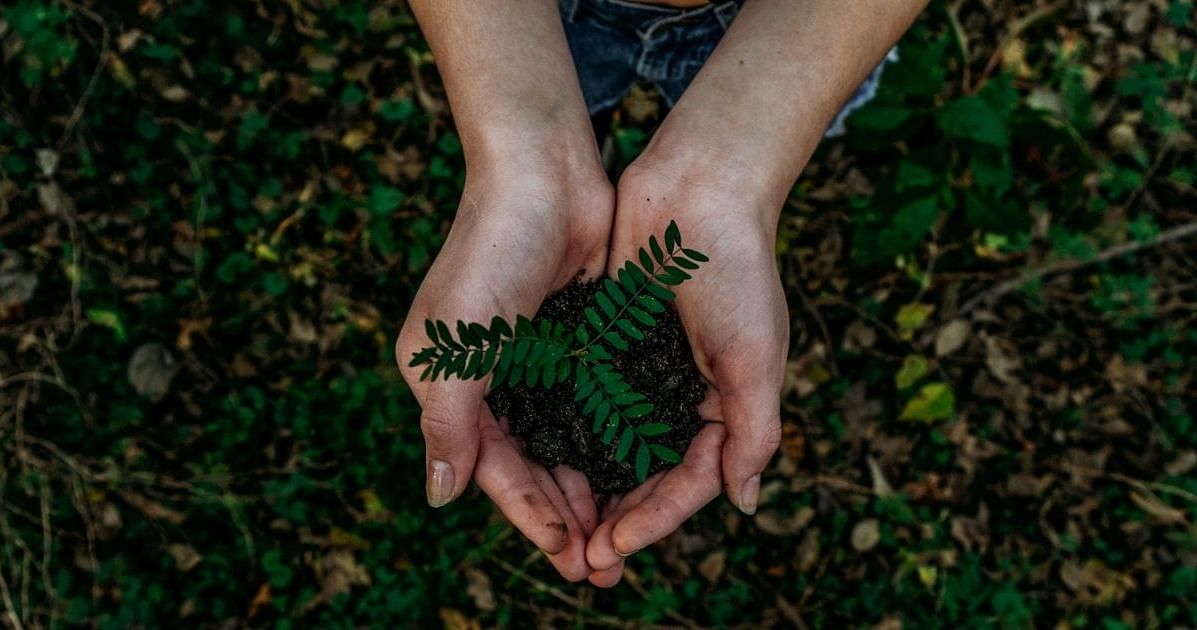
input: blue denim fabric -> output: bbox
[558,0,896,138]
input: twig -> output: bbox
[957,221,1197,316]
[57,1,110,148]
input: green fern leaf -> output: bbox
[649,235,665,264]
[624,403,654,418]
[595,291,617,319]
[638,248,654,272]
[603,331,628,351]
[477,345,497,377]
[589,344,612,361]
[602,416,619,444]
[436,321,461,350]
[615,427,635,462]
[617,267,638,293]
[625,260,647,285]
[424,320,439,345]
[636,294,666,314]
[592,400,610,431]
[408,347,437,368]
[489,316,512,339]
[584,307,604,333]
[603,278,627,306]
[464,350,483,378]
[583,390,601,415]
[638,423,671,436]
[513,339,531,363]
[628,306,657,327]
[635,443,650,482]
[664,221,681,249]
[457,320,481,347]
[682,248,708,262]
[644,283,675,302]
[611,391,644,406]
[615,319,643,341]
[674,257,699,271]
[649,444,682,463]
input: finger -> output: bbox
[586,474,666,571]
[609,422,726,556]
[474,412,570,556]
[698,386,723,421]
[588,561,625,588]
[418,380,485,507]
[530,464,591,582]
[717,373,782,516]
[552,466,598,536]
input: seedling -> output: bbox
[409,221,708,482]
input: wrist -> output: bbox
[635,115,808,219]
[625,134,790,230]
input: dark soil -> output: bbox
[487,280,706,497]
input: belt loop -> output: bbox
[559,0,580,23]
[714,0,743,30]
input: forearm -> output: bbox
[642,0,928,210]
[409,0,598,169]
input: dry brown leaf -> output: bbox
[1129,491,1187,525]
[754,506,815,536]
[851,518,881,552]
[167,544,202,572]
[438,608,479,630]
[698,550,726,584]
[934,320,971,357]
[464,567,496,612]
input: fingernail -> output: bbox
[738,474,760,515]
[427,459,455,508]
[615,547,636,558]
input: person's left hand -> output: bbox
[582,157,789,587]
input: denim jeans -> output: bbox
[559,0,896,137]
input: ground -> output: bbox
[0,0,1195,627]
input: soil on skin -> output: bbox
[487,280,706,497]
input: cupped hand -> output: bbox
[396,161,613,581]
[584,161,788,587]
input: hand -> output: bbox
[396,158,612,581]
[583,159,788,587]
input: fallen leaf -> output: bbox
[439,608,479,630]
[896,303,935,340]
[895,354,929,390]
[128,343,179,401]
[698,550,726,583]
[464,567,495,612]
[166,544,202,572]
[851,518,881,552]
[1130,491,1187,525]
[934,320,971,357]
[754,506,815,536]
[868,456,895,498]
[900,383,956,422]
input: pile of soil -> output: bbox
[487,281,705,497]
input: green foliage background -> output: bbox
[1,0,1195,627]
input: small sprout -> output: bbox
[410,221,707,482]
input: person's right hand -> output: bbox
[396,156,613,581]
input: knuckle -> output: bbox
[419,406,461,439]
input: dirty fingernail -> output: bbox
[739,474,760,515]
[427,459,455,508]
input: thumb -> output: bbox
[718,370,782,516]
[419,380,484,507]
